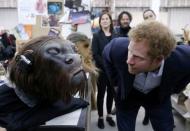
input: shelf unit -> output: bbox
[171,95,190,120]
[171,94,190,131]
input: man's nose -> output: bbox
[126,56,134,65]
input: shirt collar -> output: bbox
[148,60,165,76]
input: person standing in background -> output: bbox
[111,11,133,115]
[115,11,132,37]
[143,9,156,21]
[92,12,116,129]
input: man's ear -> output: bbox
[155,55,164,64]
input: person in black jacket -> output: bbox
[92,12,116,129]
[0,32,16,61]
[115,11,132,37]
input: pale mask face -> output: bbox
[126,40,162,74]
[76,41,91,58]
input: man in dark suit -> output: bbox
[103,21,190,131]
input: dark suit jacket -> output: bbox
[103,37,190,109]
[92,30,117,71]
[114,26,131,37]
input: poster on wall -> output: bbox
[18,0,36,25]
[48,2,62,15]
[41,2,62,28]
[69,10,90,24]
[34,0,48,16]
[61,0,92,38]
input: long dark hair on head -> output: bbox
[99,12,113,33]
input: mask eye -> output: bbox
[83,44,89,48]
[144,17,148,20]
[47,48,60,55]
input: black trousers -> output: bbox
[116,88,174,131]
[96,72,114,117]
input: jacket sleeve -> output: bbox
[170,45,190,93]
[92,33,104,69]
[102,39,118,86]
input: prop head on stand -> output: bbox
[9,36,87,103]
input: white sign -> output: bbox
[18,0,36,25]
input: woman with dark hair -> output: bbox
[92,12,116,129]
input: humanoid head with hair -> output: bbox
[128,21,176,59]
[67,32,90,57]
[127,21,176,74]
[9,36,86,103]
[67,32,98,76]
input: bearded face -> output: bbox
[9,36,87,103]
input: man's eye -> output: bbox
[134,55,144,61]
[47,48,60,55]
